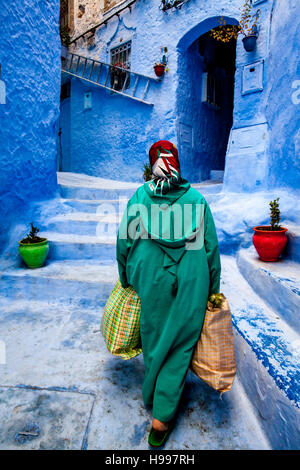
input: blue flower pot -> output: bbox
[242,35,258,52]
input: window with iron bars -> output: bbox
[110,41,131,91]
[201,72,222,110]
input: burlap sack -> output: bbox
[191,295,236,393]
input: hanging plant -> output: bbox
[160,0,190,12]
[210,19,241,43]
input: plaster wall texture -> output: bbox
[0,0,61,250]
[265,0,300,190]
[71,0,104,40]
[59,98,71,171]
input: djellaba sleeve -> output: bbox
[116,203,132,288]
[116,191,140,288]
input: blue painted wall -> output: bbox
[265,0,300,190]
[68,78,157,182]
[0,0,60,250]
[59,96,71,172]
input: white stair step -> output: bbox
[62,198,128,213]
[192,181,223,194]
[57,172,141,190]
[58,172,140,200]
[221,254,300,450]
[46,211,122,236]
[0,261,118,306]
[39,231,116,261]
[285,223,300,263]
[52,212,121,222]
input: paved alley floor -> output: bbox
[0,296,269,450]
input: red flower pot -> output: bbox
[154,64,165,77]
[252,226,288,262]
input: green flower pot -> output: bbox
[19,239,49,269]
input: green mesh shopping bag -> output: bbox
[101,279,142,360]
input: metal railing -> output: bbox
[62,52,160,106]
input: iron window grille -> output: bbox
[110,41,131,91]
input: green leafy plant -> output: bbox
[239,0,260,37]
[21,223,45,244]
[269,198,282,231]
[143,163,152,182]
[210,1,260,43]
[210,18,241,43]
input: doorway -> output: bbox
[177,22,237,182]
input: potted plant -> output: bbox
[154,47,168,77]
[19,223,49,269]
[60,25,71,60]
[154,63,165,77]
[252,198,288,262]
[239,0,260,52]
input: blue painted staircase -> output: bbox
[0,172,299,450]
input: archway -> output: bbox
[176,16,238,182]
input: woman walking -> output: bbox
[116,140,221,446]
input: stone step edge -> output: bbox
[221,255,300,409]
[0,262,118,284]
[237,247,300,335]
[39,232,117,245]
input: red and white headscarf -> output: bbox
[149,141,180,193]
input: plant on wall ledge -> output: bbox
[210,0,261,51]
[252,198,288,262]
[160,0,191,12]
